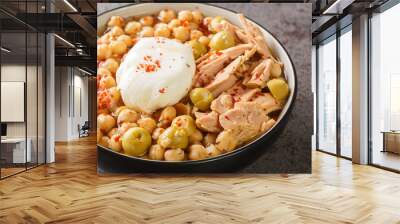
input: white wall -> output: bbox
[54,67,89,141]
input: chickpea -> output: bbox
[203,17,212,27]
[188,22,199,30]
[97,67,112,77]
[164,148,185,161]
[168,19,181,30]
[122,127,152,156]
[154,23,171,38]
[158,127,189,149]
[216,130,237,152]
[119,122,138,136]
[97,44,112,60]
[97,128,103,142]
[107,127,118,138]
[198,36,210,46]
[205,144,222,158]
[117,34,133,47]
[99,136,110,148]
[110,40,127,55]
[139,26,154,37]
[189,129,203,144]
[98,90,112,113]
[108,16,125,27]
[191,11,203,24]
[271,62,282,78]
[114,106,128,118]
[139,16,154,26]
[158,9,176,23]
[98,33,112,45]
[117,109,139,125]
[190,30,203,40]
[138,117,157,134]
[109,134,122,152]
[173,26,190,42]
[100,58,119,74]
[98,75,116,89]
[108,87,121,103]
[124,21,142,35]
[159,106,176,124]
[188,145,208,160]
[174,103,191,116]
[110,26,124,37]
[171,115,196,136]
[178,10,193,22]
[152,127,165,140]
[203,133,217,146]
[209,16,226,33]
[148,144,165,160]
[97,114,116,133]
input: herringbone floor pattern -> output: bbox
[0,136,399,224]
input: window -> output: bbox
[317,36,337,154]
[339,27,352,158]
[370,2,400,171]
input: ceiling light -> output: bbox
[63,0,78,12]
[1,47,11,53]
[322,0,355,15]
[54,34,75,48]
[78,67,93,76]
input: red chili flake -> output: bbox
[114,134,121,142]
[224,115,230,120]
[159,88,166,93]
[145,64,156,72]
[215,51,223,56]
[155,60,161,68]
[182,20,190,27]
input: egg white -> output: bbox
[116,37,195,113]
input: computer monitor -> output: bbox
[1,123,7,137]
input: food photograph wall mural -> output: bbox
[96,3,312,173]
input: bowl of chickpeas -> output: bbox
[97,3,297,173]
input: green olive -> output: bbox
[209,31,235,51]
[122,127,151,156]
[171,115,196,136]
[189,88,214,111]
[186,40,207,59]
[157,127,189,149]
[267,78,289,101]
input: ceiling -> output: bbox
[0,0,97,74]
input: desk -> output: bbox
[382,131,400,154]
[1,138,31,163]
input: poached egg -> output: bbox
[116,37,195,113]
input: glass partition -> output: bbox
[370,3,400,171]
[317,35,337,154]
[339,27,352,158]
[0,1,46,179]
[0,7,28,177]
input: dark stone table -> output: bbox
[97,3,312,173]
